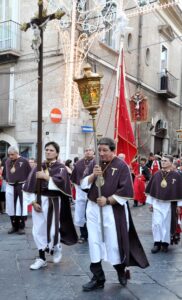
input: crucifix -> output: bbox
[21,0,65,203]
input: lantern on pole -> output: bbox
[74,64,104,241]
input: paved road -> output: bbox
[0,203,182,300]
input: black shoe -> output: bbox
[118,271,127,286]
[17,228,25,235]
[161,243,168,253]
[82,279,105,292]
[151,245,161,254]
[8,227,18,234]
[162,246,168,253]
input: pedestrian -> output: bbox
[146,152,154,169]
[28,158,37,169]
[146,154,182,253]
[150,154,161,175]
[0,159,5,214]
[65,159,73,176]
[70,146,94,244]
[133,157,151,207]
[81,137,149,291]
[73,156,79,168]
[3,146,31,234]
[23,141,77,270]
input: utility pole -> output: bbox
[21,0,65,203]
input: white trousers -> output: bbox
[86,200,123,265]
[152,200,171,244]
[32,196,61,251]
[6,183,27,216]
[74,185,87,227]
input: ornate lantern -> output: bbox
[74,64,104,241]
[74,64,103,117]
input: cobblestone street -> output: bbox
[1,204,182,300]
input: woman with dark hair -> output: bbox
[23,141,77,270]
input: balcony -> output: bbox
[157,71,177,98]
[0,20,21,63]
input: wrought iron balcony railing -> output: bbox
[0,20,21,54]
[157,70,177,98]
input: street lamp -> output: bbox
[74,64,104,241]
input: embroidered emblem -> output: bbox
[172,178,176,184]
[60,168,64,173]
[19,162,23,167]
[111,168,117,176]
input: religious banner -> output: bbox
[129,91,148,122]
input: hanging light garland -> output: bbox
[43,0,128,117]
[43,0,181,117]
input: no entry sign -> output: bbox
[50,108,62,123]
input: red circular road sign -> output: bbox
[50,108,62,123]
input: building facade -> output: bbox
[0,0,181,161]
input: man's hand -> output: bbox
[93,165,103,177]
[97,196,107,207]
[32,202,42,213]
[88,165,103,184]
[36,171,49,181]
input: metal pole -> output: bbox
[37,2,43,204]
[92,115,104,242]
[65,0,76,159]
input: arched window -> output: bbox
[127,33,133,52]
[145,48,150,66]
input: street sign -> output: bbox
[81,126,94,133]
[50,108,62,123]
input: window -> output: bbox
[102,1,117,50]
[145,48,150,66]
[127,33,133,52]
[160,45,168,74]
[18,143,35,159]
[0,0,20,51]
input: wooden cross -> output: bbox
[21,0,65,203]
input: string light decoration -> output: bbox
[43,0,181,118]
[43,0,128,117]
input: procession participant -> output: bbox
[133,157,151,207]
[4,146,31,234]
[146,154,182,253]
[150,154,161,175]
[65,159,73,176]
[70,147,94,243]
[23,141,77,270]
[81,137,149,291]
[146,152,154,169]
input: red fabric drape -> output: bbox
[114,51,137,165]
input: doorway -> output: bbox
[154,120,167,155]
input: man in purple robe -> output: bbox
[81,137,149,292]
[70,147,94,243]
[4,146,31,234]
[23,141,77,270]
[146,154,182,253]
